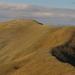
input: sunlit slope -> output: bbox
[0,20,75,75]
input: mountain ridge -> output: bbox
[0,19,75,75]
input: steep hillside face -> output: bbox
[0,20,75,75]
[52,30,75,66]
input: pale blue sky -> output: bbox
[0,0,75,9]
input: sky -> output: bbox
[0,0,75,25]
[0,0,75,9]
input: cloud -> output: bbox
[33,12,54,17]
[0,3,31,10]
[0,3,75,20]
[33,11,75,18]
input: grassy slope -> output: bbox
[0,19,75,75]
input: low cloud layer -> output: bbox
[0,3,75,18]
[0,3,75,25]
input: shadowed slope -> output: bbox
[51,29,75,66]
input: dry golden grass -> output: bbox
[0,19,75,75]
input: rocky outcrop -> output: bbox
[33,20,43,25]
[51,31,75,66]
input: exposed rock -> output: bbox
[33,20,43,25]
[51,31,75,66]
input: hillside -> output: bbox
[0,19,75,75]
[52,29,75,66]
